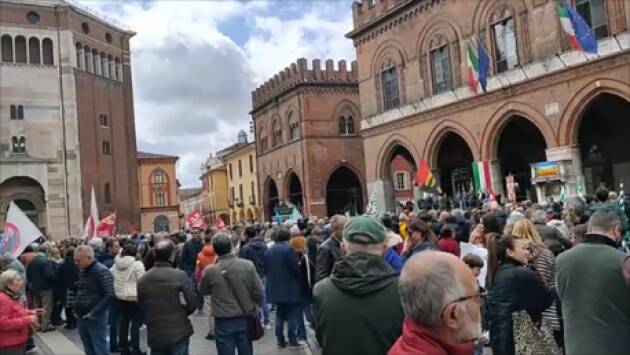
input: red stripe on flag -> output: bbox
[482,161,494,195]
[467,67,478,94]
[567,35,582,51]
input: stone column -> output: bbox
[546,146,582,196]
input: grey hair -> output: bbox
[75,245,95,259]
[212,232,233,256]
[530,209,548,224]
[0,269,22,290]
[589,208,621,233]
[565,196,586,217]
[398,256,466,328]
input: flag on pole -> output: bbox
[466,40,479,94]
[366,190,378,216]
[0,201,43,257]
[415,160,440,193]
[472,161,496,197]
[214,215,225,229]
[477,38,490,93]
[556,0,597,54]
[82,186,100,240]
[97,213,116,238]
[186,209,207,229]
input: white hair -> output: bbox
[0,269,22,290]
[75,245,95,259]
[88,237,103,249]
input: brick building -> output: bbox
[251,58,365,220]
[0,0,139,239]
[137,152,179,233]
[347,0,629,211]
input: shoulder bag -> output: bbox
[221,267,264,341]
[512,310,559,355]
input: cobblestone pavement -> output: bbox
[55,313,311,355]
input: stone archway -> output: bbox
[575,93,630,193]
[0,176,46,232]
[263,177,279,222]
[238,209,245,222]
[376,139,418,213]
[286,172,303,211]
[434,132,475,198]
[153,215,169,233]
[496,115,548,202]
[326,166,364,217]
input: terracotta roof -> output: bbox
[137,151,179,160]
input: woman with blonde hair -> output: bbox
[511,219,562,348]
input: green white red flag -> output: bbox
[472,161,495,197]
[466,40,479,94]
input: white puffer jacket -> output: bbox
[110,255,145,301]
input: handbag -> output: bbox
[220,268,264,341]
[512,310,559,355]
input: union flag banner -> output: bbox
[214,216,226,229]
[1,201,42,257]
[186,209,206,230]
[97,213,116,238]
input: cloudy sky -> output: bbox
[78,0,356,187]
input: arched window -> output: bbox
[11,136,26,153]
[1,35,13,62]
[101,52,109,78]
[42,38,53,65]
[490,7,518,73]
[380,60,400,110]
[288,114,299,141]
[75,43,83,69]
[14,36,27,63]
[154,215,169,232]
[115,57,123,81]
[272,120,282,147]
[28,38,40,64]
[430,36,452,94]
[108,55,114,78]
[258,128,268,152]
[92,49,100,75]
[339,116,355,135]
[152,170,167,184]
[84,45,91,72]
[17,105,24,119]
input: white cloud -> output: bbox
[78,0,355,187]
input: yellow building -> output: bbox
[200,154,230,225]
[223,131,260,223]
[137,152,180,233]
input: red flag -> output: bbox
[415,160,442,194]
[186,209,207,230]
[97,213,116,238]
[214,216,226,229]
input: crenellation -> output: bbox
[251,57,359,111]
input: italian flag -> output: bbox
[472,161,495,196]
[466,40,479,94]
[556,1,581,51]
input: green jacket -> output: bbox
[313,252,403,355]
[556,234,630,355]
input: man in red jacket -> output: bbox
[389,251,480,355]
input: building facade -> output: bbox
[137,152,179,233]
[200,153,230,225]
[347,0,630,211]
[252,58,365,221]
[0,0,139,239]
[224,131,260,224]
[178,187,203,227]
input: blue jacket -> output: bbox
[265,241,302,304]
[384,246,402,272]
[401,241,438,265]
[238,238,267,277]
[74,261,114,317]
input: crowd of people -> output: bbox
[1,186,629,355]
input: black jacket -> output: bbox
[26,254,57,292]
[179,238,203,276]
[74,261,114,317]
[138,262,198,348]
[238,238,267,276]
[487,258,554,355]
[58,256,79,291]
[315,236,342,282]
[313,252,404,355]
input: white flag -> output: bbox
[81,186,100,240]
[0,201,43,257]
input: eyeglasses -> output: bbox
[441,289,487,317]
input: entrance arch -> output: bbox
[0,176,46,230]
[246,209,254,223]
[153,215,169,233]
[286,172,303,210]
[576,93,630,192]
[434,132,475,197]
[263,177,279,222]
[496,115,547,201]
[377,140,418,212]
[326,166,364,216]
